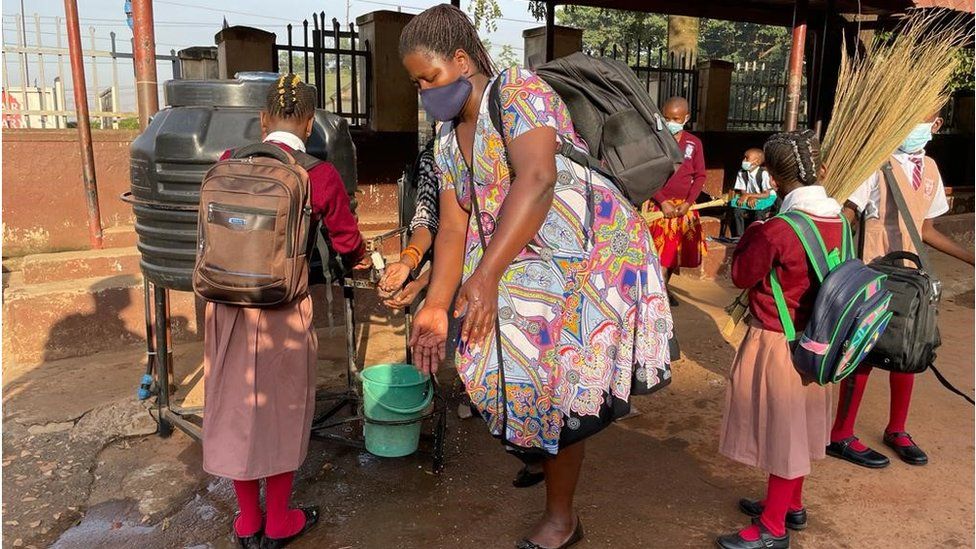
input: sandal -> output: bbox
[512,465,545,488]
[515,517,584,549]
[260,507,319,549]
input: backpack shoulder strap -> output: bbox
[880,160,931,270]
[290,150,324,172]
[488,76,504,139]
[776,211,832,282]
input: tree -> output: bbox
[698,19,790,68]
[483,39,521,68]
[556,6,668,55]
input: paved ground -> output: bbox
[3,247,973,549]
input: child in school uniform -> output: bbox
[202,74,368,549]
[730,148,777,237]
[717,131,842,549]
[644,96,707,305]
[827,111,975,469]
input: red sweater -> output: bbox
[731,215,844,332]
[654,131,706,204]
[220,143,365,263]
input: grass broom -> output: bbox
[721,12,968,338]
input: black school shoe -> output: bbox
[826,436,890,469]
[883,431,929,466]
[513,465,546,488]
[260,507,319,549]
[238,532,262,549]
[737,499,807,531]
[716,523,789,549]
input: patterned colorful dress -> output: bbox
[433,67,674,457]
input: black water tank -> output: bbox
[129,78,357,291]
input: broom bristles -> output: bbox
[821,12,969,202]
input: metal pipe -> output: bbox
[784,0,808,131]
[130,0,159,130]
[63,0,104,249]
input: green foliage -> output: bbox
[948,47,974,92]
[469,0,502,32]
[118,117,140,130]
[556,7,668,54]
[699,19,790,68]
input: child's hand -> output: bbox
[746,196,758,208]
[660,201,678,218]
[675,202,691,217]
[383,278,425,310]
[352,254,373,271]
[378,262,411,298]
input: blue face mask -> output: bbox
[741,161,754,171]
[666,121,685,135]
[419,76,472,122]
[898,122,934,154]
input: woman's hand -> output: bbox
[383,277,425,310]
[377,261,412,299]
[409,306,449,375]
[454,269,499,346]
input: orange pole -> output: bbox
[131,0,159,130]
[784,0,808,131]
[64,0,103,249]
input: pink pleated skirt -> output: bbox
[719,320,832,479]
[202,296,317,481]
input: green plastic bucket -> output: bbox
[360,363,432,458]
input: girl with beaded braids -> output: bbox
[202,74,367,549]
[716,130,844,549]
[401,5,674,548]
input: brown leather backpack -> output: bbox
[193,143,322,308]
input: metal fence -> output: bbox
[589,44,700,124]
[729,61,807,130]
[2,14,179,129]
[273,13,370,127]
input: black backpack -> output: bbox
[862,162,942,375]
[489,53,683,207]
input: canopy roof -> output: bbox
[556,0,974,26]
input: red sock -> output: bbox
[232,479,262,537]
[885,372,915,446]
[265,471,306,539]
[758,474,800,537]
[790,477,804,512]
[831,364,872,452]
[738,524,761,542]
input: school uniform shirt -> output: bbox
[846,151,948,263]
[653,131,706,204]
[733,167,774,195]
[731,186,844,333]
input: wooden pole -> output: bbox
[131,0,159,130]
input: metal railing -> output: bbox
[2,14,178,129]
[729,61,807,130]
[273,13,370,127]
[589,44,700,124]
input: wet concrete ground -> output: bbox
[3,249,974,549]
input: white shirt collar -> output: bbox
[779,185,842,217]
[264,131,306,153]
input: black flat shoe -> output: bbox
[512,465,545,488]
[516,518,584,549]
[260,507,319,549]
[737,499,807,531]
[716,523,789,549]
[826,436,890,469]
[668,293,679,307]
[883,431,929,466]
[238,532,262,549]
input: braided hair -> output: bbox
[763,130,821,186]
[264,73,316,120]
[399,4,497,77]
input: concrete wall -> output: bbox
[2,130,139,257]
[2,128,410,258]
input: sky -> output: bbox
[1,0,543,111]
